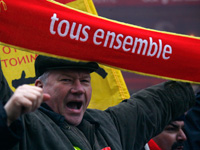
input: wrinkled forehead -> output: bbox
[47,69,91,77]
[51,68,91,73]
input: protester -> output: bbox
[148,115,187,150]
[0,55,197,150]
[184,92,200,150]
[0,61,13,104]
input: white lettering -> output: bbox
[50,13,59,35]
[113,34,124,49]
[122,36,133,52]
[58,20,70,37]
[147,37,158,57]
[70,23,83,40]
[132,38,148,55]
[49,13,173,61]
[104,31,116,48]
[93,29,104,45]
[80,26,90,42]
[163,45,172,59]
[157,39,163,58]
[49,13,90,42]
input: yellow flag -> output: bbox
[0,0,130,110]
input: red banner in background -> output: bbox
[0,0,200,83]
[93,0,200,6]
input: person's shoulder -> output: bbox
[85,108,105,116]
[84,109,113,123]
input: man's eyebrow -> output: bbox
[169,123,179,128]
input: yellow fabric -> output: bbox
[0,46,36,91]
[66,0,96,14]
[0,0,130,110]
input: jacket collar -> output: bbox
[39,103,65,126]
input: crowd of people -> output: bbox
[0,55,199,150]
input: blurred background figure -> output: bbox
[184,92,200,150]
[148,115,187,150]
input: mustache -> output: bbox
[171,141,185,150]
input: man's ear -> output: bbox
[35,79,43,88]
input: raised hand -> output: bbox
[4,85,50,126]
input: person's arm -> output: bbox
[0,62,23,148]
[0,61,13,104]
[106,81,195,150]
[0,85,50,149]
[0,62,50,148]
[0,101,24,149]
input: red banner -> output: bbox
[0,0,200,83]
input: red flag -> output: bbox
[0,0,200,83]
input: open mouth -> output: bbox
[67,102,82,110]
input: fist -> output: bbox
[4,85,50,126]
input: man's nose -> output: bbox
[71,80,84,94]
[177,129,187,141]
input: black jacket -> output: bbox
[0,61,13,104]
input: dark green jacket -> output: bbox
[0,61,13,104]
[4,81,195,150]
